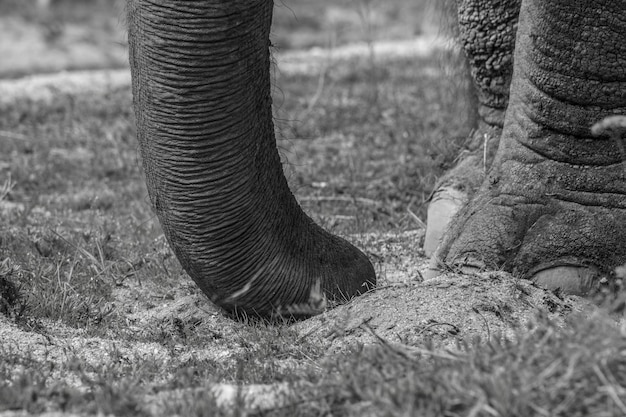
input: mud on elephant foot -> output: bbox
[423,122,501,256]
[428,118,626,296]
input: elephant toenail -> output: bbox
[423,187,467,257]
[531,265,601,296]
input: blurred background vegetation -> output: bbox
[0,0,440,79]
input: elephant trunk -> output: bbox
[126,0,375,317]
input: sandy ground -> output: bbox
[0,226,599,414]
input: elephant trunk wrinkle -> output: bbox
[128,0,375,317]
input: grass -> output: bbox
[5,309,623,416]
[0,44,471,416]
[1,1,625,416]
[314,313,626,416]
[275,54,470,234]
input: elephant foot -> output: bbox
[429,132,626,296]
[424,123,500,256]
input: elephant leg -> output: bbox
[431,0,626,294]
[424,0,521,255]
[127,0,375,317]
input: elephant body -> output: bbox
[127,0,626,317]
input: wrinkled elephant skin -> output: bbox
[430,0,626,295]
[126,0,626,317]
[127,0,375,318]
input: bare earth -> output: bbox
[0,228,598,414]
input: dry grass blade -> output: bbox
[0,174,15,201]
[593,364,626,415]
[0,130,29,141]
